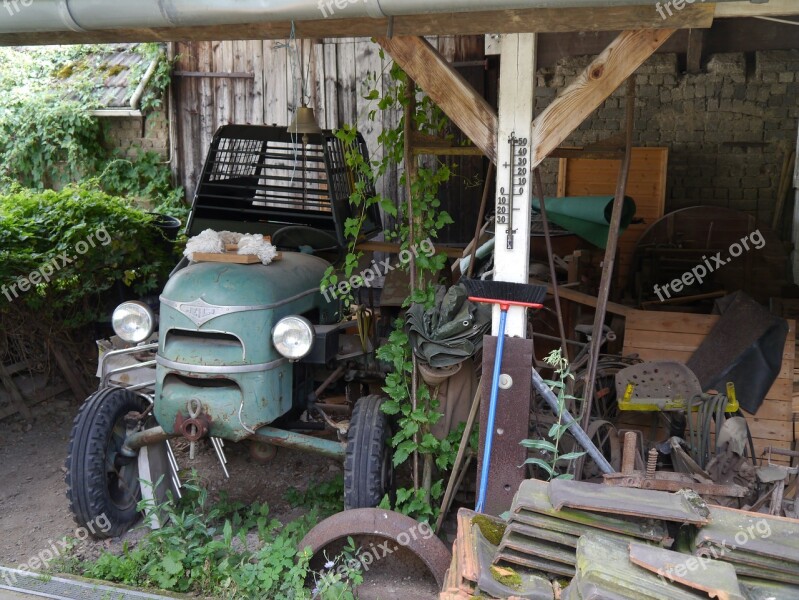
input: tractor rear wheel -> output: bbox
[344,395,393,509]
[65,388,148,539]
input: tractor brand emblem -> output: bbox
[176,298,235,326]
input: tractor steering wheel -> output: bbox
[271,226,343,264]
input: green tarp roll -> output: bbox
[532,196,637,248]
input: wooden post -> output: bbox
[492,33,536,337]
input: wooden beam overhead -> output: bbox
[378,36,499,163]
[716,0,799,18]
[0,5,714,46]
[530,28,676,169]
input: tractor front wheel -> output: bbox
[344,395,393,509]
[65,388,148,539]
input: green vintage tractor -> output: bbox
[65,125,393,537]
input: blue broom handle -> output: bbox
[476,307,507,513]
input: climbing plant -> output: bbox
[323,56,479,522]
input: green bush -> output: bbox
[0,182,176,327]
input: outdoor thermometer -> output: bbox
[497,133,529,250]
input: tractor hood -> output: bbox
[161,251,329,310]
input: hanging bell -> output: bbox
[287,104,323,136]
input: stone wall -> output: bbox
[104,110,169,159]
[535,50,799,229]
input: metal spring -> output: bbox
[646,448,658,479]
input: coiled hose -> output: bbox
[687,393,756,469]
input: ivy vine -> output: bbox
[326,57,478,521]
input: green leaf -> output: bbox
[557,451,586,462]
[523,458,555,476]
[520,439,557,453]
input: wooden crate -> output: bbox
[620,309,795,465]
[557,147,667,287]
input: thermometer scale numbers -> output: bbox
[496,133,528,250]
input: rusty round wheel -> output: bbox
[297,508,452,589]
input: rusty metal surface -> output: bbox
[629,541,745,600]
[122,425,175,452]
[512,479,672,544]
[548,478,710,525]
[478,336,534,516]
[252,426,345,459]
[603,471,749,497]
[297,508,452,589]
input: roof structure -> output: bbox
[54,43,162,114]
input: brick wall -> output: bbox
[104,110,169,159]
[535,50,799,229]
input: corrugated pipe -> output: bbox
[0,0,759,34]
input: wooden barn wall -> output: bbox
[172,36,486,239]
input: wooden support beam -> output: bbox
[686,28,705,74]
[377,36,498,163]
[530,28,676,170]
[0,5,714,47]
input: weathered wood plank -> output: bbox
[336,39,357,126]
[176,42,201,197]
[212,40,232,128]
[310,40,327,128]
[377,36,498,163]
[264,39,289,126]
[323,41,339,129]
[248,40,265,125]
[531,29,676,169]
[0,5,715,46]
[354,39,384,195]
[197,42,216,165]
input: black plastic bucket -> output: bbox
[147,212,182,243]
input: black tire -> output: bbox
[344,395,393,509]
[65,388,148,539]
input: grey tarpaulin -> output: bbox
[406,284,492,368]
[686,291,789,414]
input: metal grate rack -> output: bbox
[186,125,382,246]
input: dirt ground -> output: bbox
[0,395,439,599]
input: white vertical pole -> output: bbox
[492,33,537,338]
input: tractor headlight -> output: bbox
[112,301,156,344]
[272,316,314,361]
